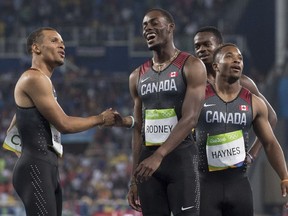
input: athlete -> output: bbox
[9,27,118,216]
[195,43,288,216]
[193,26,277,163]
[127,8,207,216]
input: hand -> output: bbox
[281,180,288,198]
[134,151,163,183]
[114,114,134,128]
[114,112,125,127]
[127,184,142,212]
[100,108,116,126]
[245,153,254,166]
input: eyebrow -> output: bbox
[143,17,158,25]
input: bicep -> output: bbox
[182,57,207,119]
[252,96,275,145]
[129,69,142,130]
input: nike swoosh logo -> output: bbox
[140,77,150,83]
[181,206,194,211]
[203,103,216,107]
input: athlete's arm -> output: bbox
[114,115,134,128]
[134,56,207,181]
[15,69,115,134]
[127,68,142,212]
[252,94,288,197]
[240,75,277,162]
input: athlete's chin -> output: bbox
[147,44,155,50]
[147,42,160,51]
[227,76,240,84]
[56,60,64,66]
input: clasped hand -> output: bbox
[100,108,121,126]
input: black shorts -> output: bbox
[199,168,253,216]
[138,144,200,216]
[13,151,62,216]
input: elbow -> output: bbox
[54,122,73,134]
[186,117,199,131]
[56,126,70,134]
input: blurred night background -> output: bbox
[0,0,288,215]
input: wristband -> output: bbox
[281,179,288,184]
[247,153,254,163]
[128,116,135,129]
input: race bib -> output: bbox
[144,108,178,146]
[2,125,63,157]
[3,126,22,153]
[206,130,246,171]
[50,125,63,157]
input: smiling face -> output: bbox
[194,31,220,65]
[213,45,244,83]
[142,10,174,50]
[33,29,65,67]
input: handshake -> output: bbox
[99,108,134,128]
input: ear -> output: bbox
[168,23,175,33]
[212,62,218,72]
[32,43,41,54]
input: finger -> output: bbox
[281,184,287,197]
[128,195,140,211]
[134,166,145,183]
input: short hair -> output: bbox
[145,8,175,24]
[213,43,238,63]
[26,27,57,55]
[195,26,223,44]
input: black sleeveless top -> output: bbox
[196,84,253,172]
[137,51,193,147]
[16,106,54,157]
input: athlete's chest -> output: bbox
[138,67,185,99]
[202,95,252,127]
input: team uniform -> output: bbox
[12,76,62,216]
[137,52,200,216]
[195,84,254,216]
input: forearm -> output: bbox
[123,116,135,128]
[265,144,288,180]
[58,115,103,134]
[156,117,197,158]
[248,138,262,160]
[131,130,142,181]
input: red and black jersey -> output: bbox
[196,83,253,172]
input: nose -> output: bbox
[233,57,241,63]
[197,45,206,54]
[60,43,65,50]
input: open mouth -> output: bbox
[58,51,65,58]
[231,65,241,72]
[146,33,156,44]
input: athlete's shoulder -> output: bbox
[18,68,48,85]
[205,83,215,99]
[240,74,260,96]
[251,93,268,115]
[129,59,151,83]
[238,86,253,104]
